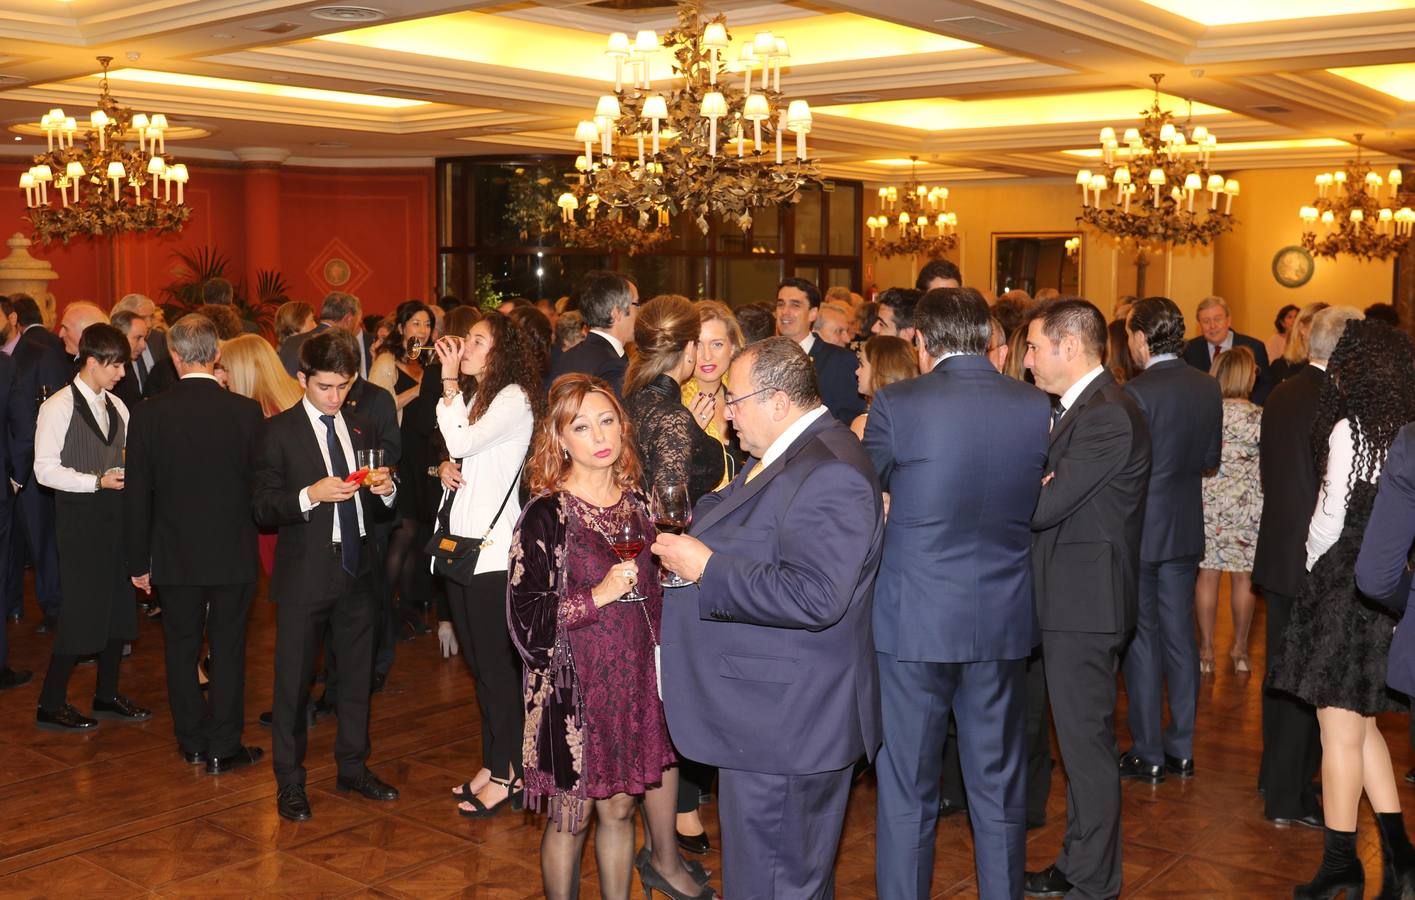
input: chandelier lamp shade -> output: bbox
[865,156,958,259]
[19,56,190,244]
[1075,74,1235,249]
[1298,135,1413,262]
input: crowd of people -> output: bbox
[1,260,1413,900]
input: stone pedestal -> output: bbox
[0,232,59,325]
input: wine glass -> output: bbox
[610,514,647,602]
[652,481,693,588]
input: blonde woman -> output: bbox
[681,300,745,489]
[220,334,303,417]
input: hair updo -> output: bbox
[624,294,700,397]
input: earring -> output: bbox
[561,446,569,460]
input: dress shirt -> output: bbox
[295,397,394,540]
[1209,331,1234,361]
[591,329,626,358]
[798,333,817,355]
[926,351,966,371]
[1306,418,1378,570]
[756,405,829,474]
[1144,352,1178,369]
[180,372,220,383]
[1,330,19,355]
[34,376,129,493]
[1056,365,1106,421]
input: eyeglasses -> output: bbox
[723,386,775,409]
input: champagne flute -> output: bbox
[407,338,436,362]
[610,514,647,602]
[653,481,693,588]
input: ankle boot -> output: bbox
[1375,812,1415,900]
[1295,827,1364,900]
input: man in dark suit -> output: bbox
[1118,297,1222,785]
[1181,295,1271,404]
[110,310,175,409]
[871,287,921,344]
[125,314,264,772]
[1022,299,1151,899]
[7,296,72,629]
[1253,305,1362,827]
[548,270,636,396]
[253,330,400,822]
[865,287,1049,899]
[654,337,883,900]
[775,277,864,424]
[0,348,28,689]
[278,291,372,379]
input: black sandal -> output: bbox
[457,775,523,818]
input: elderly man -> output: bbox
[113,292,169,369]
[58,302,108,359]
[278,292,371,379]
[548,270,638,396]
[654,337,883,900]
[111,310,175,409]
[1181,295,1270,403]
[813,302,853,349]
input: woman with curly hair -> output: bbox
[431,310,544,818]
[508,374,713,900]
[1269,319,1415,899]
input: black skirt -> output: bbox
[52,489,136,656]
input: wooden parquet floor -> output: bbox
[0,579,1409,898]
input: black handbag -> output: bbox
[425,470,518,586]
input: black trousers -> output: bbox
[1259,590,1322,819]
[161,583,254,758]
[446,570,523,780]
[40,637,124,709]
[272,549,377,788]
[676,757,716,815]
[325,521,395,703]
[10,479,60,619]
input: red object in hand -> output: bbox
[345,467,369,485]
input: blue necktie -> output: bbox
[319,414,360,576]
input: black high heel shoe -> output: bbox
[635,851,717,899]
[1295,827,1365,899]
[457,775,523,818]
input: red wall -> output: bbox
[0,160,433,318]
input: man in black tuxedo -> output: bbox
[548,270,637,396]
[1253,305,1362,827]
[0,347,28,689]
[125,314,264,773]
[775,277,865,424]
[1119,297,1222,786]
[1023,299,1151,900]
[253,330,400,821]
[1181,295,1271,404]
[278,292,372,379]
[110,310,175,409]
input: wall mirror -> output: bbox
[993,232,1081,297]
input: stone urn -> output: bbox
[0,232,58,326]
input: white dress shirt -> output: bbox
[296,397,393,541]
[1056,365,1106,419]
[757,405,830,474]
[591,329,626,358]
[1208,331,1234,361]
[1306,418,1377,570]
[798,333,817,354]
[1145,352,1178,369]
[34,377,130,493]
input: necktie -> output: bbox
[1050,400,1067,431]
[744,461,764,483]
[319,414,360,576]
[1211,343,1222,361]
[134,355,149,394]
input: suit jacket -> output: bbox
[662,412,884,775]
[0,353,21,487]
[1183,330,1272,404]
[1251,364,1325,596]
[343,377,402,468]
[1123,358,1223,562]
[9,327,75,485]
[1031,371,1151,633]
[22,324,64,357]
[1355,424,1415,695]
[123,376,263,585]
[549,331,626,396]
[808,337,866,424]
[112,355,177,410]
[864,355,1049,662]
[252,403,392,603]
[278,323,372,379]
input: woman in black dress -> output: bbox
[1269,320,1415,899]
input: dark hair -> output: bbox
[459,310,547,426]
[443,305,481,339]
[0,296,12,320]
[1314,319,1415,503]
[1126,295,1187,357]
[506,304,553,383]
[859,301,881,337]
[201,304,244,339]
[110,309,145,337]
[1274,303,1300,333]
[202,277,233,305]
[362,313,385,335]
[915,259,962,292]
[1106,319,1136,384]
[733,337,820,408]
[915,287,991,358]
[992,295,1031,341]
[380,300,434,361]
[877,287,923,333]
[1364,303,1400,327]
[777,277,821,309]
[501,297,534,310]
[578,270,634,329]
[733,302,776,345]
[11,294,42,327]
[1040,298,1107,359]
[437,294,464,311]
[299,328,360,377]
[77,323,129,366]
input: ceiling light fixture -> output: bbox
[310,6,386,23]
[1298,134,1414,261]
[865,156,958,259]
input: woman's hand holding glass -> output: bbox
[434,335,464,372]
[590,560,640,608]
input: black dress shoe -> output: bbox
[91,695,151,721]
[371,671,387,694]
[938,797,968,818]
[36,703,98,731]
[1024,864,1072,898]
[1119,751,1165,784]
[0,667,32,690]
[277,784,312,821]
[312,695,335,718]
[180,749,208,765]
[1405,768,1415,786]
[1164,754,1195,778]
[676,830,711,854]
[207,745,263,775]
[33,615,57,634]
[1269,811,1324,830]
[336,769,400,801]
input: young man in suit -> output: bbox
[125,313,264,772]
[775,277,865,424]
[866,287,1050,899]
[871,287,921,344]
[1253,305,1363,827]
[253,329,399,821]
[548,270,637,396]
[1182,295,1271,404]
[654,337,883,900]
[1023,300,1151,899]
[1119,297,1223,785]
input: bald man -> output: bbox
[814,304,853,349]
[58,302,109,359]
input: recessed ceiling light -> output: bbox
[313,140,350,148]
[310,6,386,23]
[832,93,882,103]
[212,32,234,39]
[12,136,20,142]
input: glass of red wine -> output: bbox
[610,514,647,602]
[653,481,693,588]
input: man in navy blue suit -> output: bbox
[654,337,883,900]
[549,271,637,396]
[865,287,1049,899]
[1181,295,1271,404]
[775,277,865,424]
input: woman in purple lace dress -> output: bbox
[508,374,714,900]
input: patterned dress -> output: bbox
[1201,398,1263,571]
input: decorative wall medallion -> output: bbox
[1272,245,1315,289]
[324,257,351,286]
[307,237,370,295]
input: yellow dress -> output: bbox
[681,377,734,490]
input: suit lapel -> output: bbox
[1049,370,1114,448]
[691,413,831,534]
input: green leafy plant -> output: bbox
[160,245,286,339]
[476,271,505,311]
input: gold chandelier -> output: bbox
[19,56,190,245]
[558,0,820,236]
[1075,74,1236,248]
[865,156,958,259]
[1298,135,1413,262]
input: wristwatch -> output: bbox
[95,472,102,491]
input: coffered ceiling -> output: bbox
[0,0,1410,181]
